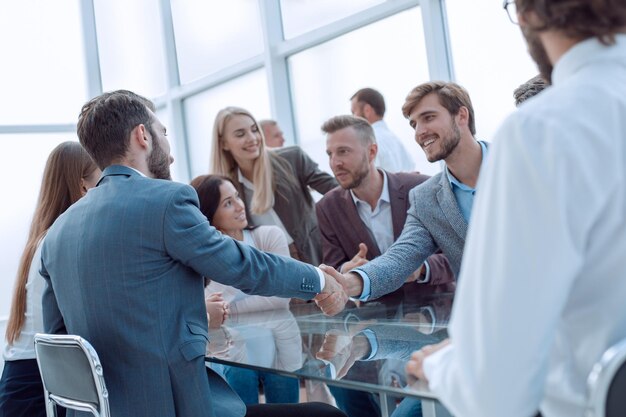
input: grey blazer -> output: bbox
[41,165,321,417]
[355,168,469,300]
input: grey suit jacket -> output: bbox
[355,167,469,300]
[236,146,337,265]
[316,170,453,285]
[41,165,321,417]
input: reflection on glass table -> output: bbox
[205,283,455,417]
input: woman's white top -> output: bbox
[206,226,291,314]
[3,239,45,361]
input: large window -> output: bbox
[1,0,471,367]
[289,8,434,175]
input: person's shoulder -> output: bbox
[252,224,284,239]
[316,185,344,209]
[409,172,443,198]
[274,145,304,160]
[387,170,430,187]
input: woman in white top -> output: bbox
[190,174,300,405]
[0,142,100,417]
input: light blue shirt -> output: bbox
[445,141,488,223]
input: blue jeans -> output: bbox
[390,397,422,417]
[222,365,299,405]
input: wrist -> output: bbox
[346,273,364,297]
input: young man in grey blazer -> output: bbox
[317,82,488,309]
[40,90,347,417]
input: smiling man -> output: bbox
[317,82,487,310]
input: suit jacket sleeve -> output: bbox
[316,200,349,270]
[424,252,455,285]
[355,187,438,300]
[163,185,320,299]
[41,243,67,335]
[291,147,337,194]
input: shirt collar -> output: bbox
[350,169,390,207]
[238,169,254,190]
[552,34,626,86]
[445,141,488,191]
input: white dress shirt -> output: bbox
[424,35,626,417]
[350,170,394,254]
[371,120,414,172]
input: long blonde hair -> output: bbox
[210,107,275,214]
[5,141,98,344]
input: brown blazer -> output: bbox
[316,170,454,285]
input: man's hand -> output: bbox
[314,265,349,316]
[205,292,229,328]
[405,339,450,382]
[320,264,364,298]
[340,243,369,273]
[406,264,425,283]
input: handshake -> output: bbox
[313,264,364,316]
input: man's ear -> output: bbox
[368,142,378,162]
[456,107,469,128]
[130,124,150,151]
[80,178,88,197]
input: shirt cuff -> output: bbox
[351,269,372,301]
[423,343,454,384]
[360,329,378,360]
[315,267,326,292]
[415,261,431,284]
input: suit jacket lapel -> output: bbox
[386,172,408,240]
[339,189,382,258]
[436,172,468,239]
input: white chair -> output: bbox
[34,333,111,417]
[586,338,626,417]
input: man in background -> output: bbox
[350,88,414,172]
[259,119,286,148]
[406,1,626,416]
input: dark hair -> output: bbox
[77,90,156,170]
[351,88,386,117]
[517,0,626,45]
[514,75,548,106]
[320,115,376,145]
[6,141,97,344]
[402,81,476,135]
[190,174,234,224]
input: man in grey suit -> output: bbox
[40,90,347,417]
[317,81,488,310]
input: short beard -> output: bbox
[428,120,461,163]
[147,127,172,180]
[343,154,371,190]
[522,26,553,84]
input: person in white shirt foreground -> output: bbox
[404,1,626,416]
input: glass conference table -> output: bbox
[205,282,455,417]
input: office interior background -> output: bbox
[0,0,536,371]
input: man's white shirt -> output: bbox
[424,35,626,417]
[372,120,414,172]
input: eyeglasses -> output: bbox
[502,0,519,25]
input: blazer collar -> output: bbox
[97,165,143,186]
[385,171,409,240]
[436,172,467,240]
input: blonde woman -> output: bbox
[0,142,100,417]
[210,107,337,265]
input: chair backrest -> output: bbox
[34,333,111,417]
[586,338,626,417]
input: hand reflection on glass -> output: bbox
[315,324,372,380]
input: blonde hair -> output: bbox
[6,141,97,344]
[210,107,275,214]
